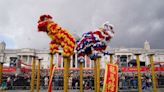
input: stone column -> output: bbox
[56,54,58,68]
[70,55,73,68]
[75,53,77,68]
[85,56,87,68]
[90,60,92,68]
[21,55,23,61]
[27,55,30,64]
[61,56,63,68]
[0,56,1,62]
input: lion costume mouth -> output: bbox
[38,21,49,32]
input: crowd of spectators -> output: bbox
[118,72,164,89]
[0,70,164,90]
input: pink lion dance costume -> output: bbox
[76,22,114,62]
[37,14,76,57]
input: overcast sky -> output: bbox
[0,0,164,49]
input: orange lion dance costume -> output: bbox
[38,14,76,57]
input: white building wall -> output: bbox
[0,48,164,69]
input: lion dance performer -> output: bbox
[38,14,76,92]
[76,21,114,92]
[38,14,76,56]
[76,21,114,62]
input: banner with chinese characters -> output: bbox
[103,64,118,92]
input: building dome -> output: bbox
[0,41,6,51]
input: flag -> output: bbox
[102,64,118,92]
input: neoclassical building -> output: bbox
[0,41,164,71]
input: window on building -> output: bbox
[120,55,127,67]
[120,55,127,62]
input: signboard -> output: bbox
[103,64,118,92]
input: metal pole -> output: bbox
[49,54,54,92]
[30,56,36,92]
[36,58,42,92]
[0,62,4,85]
[94,59,97,92]
[96,57,101,92]
[149,54,157,92]
[109,53,114,64]
[64,57,70,92]
[79,62,83,92]
[134,54,142,92]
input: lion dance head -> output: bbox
[38,14,53,32]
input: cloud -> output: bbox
[0,0,164,49]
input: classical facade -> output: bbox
[0,41,164,70]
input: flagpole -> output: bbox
[134,53,142,92]
[148,53,157,92]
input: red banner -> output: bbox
[2,67,16,72]
[103,64,118,92]
[121,67,164,72]
[154,67,164,71]
[2,67,30,73]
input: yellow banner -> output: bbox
[103,64,118,92]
